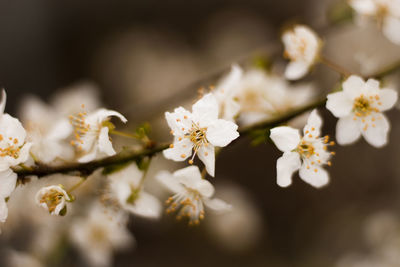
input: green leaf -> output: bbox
[249,128,271,146]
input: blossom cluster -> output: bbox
[0,15,399,267]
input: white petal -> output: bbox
[270,126,301,152]
[0,199,8,223]
[197,145,215,177]
[163,138,192,161]
[206,119,239,147]
[0,90,6,115]
[342,75,365,100]
[0,114,27,146]
[98,127,116,156]
[47,119,73,140]
[326,91,353,118]
[0,169,17,198]
[299,164,329,188]
[78,148,98,163]
[349,0,376,15]
[91,108,127,124]
[192,93,219,124]
[303,109,322,137]
[377,89,398,112]
[276,152,301,187]
[215,64,242,97]
[125,191,162,219]
[365,79,380,95]
[383,16,400,45]
[165,107,193,135]
[285,61,309,80]
[156,170,184,194]
[204,198,232,212]
[173,165,203,188]
[361,114,390,148]
[336,116,362,145]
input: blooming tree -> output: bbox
[2,3,400,266]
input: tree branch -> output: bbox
[14,98,327,180]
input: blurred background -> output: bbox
[1,0,400,266]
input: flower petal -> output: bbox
[173,165,203,187]
[91,108,127,124]
[204,198,232,212]
[383,16,400,45]
[0,199,8,223]
[197,145,215,177]
[0,169,17,198]
[163,138,192,161]
[78,148,98,163]
[299,164,329,188]
[270,126,301,152]
[326,91,353,118]
[165,107,193,135]
[156,170,184,194]
[284,61,309,80]
[342,75,365,100]
[0,90,6,115]
[206,119,239,147]
[125,191,162,219]
[336,116,361,145]
[361,114,390,148]
[276,152,301,187]
[377,89,398,112]
[98,127,116,156]
[303,109,322,137]
[192,93,219,124]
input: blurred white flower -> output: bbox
[70,202,134,267]
[108,163,161,219]
[20,96,73,164]
[69,109,127,163]
[326,75,398,147]
[163,93,239,177]
[213,64,243,121]
[349,0,400,45]
[35,185,70,216]
[7,250,43,267]
[156,166,231,225]
[282,25,321,80]
[234,69,315,126]
[270,110,334,188]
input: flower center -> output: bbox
[0,135,22,159]
[185,123,208,164]
[40,189,65,213]
[295,135,335,172]
[165,188,205,226]
[353,94,380,117]
[285,36,307,61]
[69,108,94,151]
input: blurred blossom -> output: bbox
[205,182,263,252]
[107,163,162,219]
[337,212,400,267]
[7,250,43,267]
[156,166,231,225]
[282,25,322,80]
[70,201,134,267]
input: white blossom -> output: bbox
[69,108,127,163]
[163,93,239,177]
[270,110,334,188]
[326,75,398,147]
[70,202,134,267]
[35,185,71,216]
[0,90,32,223]
[156,166,231,225]
[349,0,400,45]
[108,163,161,219]
[282,25,321,80]
[212,64,243,121]
[233,69,315,126]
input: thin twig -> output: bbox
[319,55,353,77]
